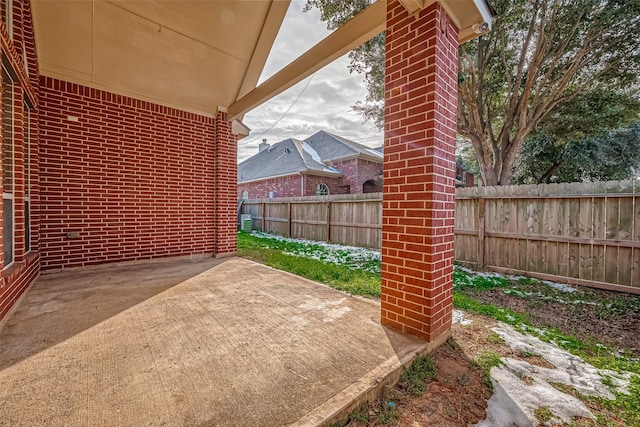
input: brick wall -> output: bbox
[39,77,218,269]
[357,158,383,193]
[330,158,358,193]
[0,0,41,321]
[239,173,349,198]
[239,174,303,199]
[380,1,459,342]
[213,110,237,256]
[327,157,383,194]
[302,174,348,196]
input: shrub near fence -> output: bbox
[240,180,640,295]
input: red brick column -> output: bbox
[381,1,459,343]
[214,110,238,256]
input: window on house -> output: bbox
[316,183,330,196]
[2,67,14,267]
[1,0,13,39]
[24,102,31,253]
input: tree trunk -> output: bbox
[479,166,499,186]
[538,160,562,184]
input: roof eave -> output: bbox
[323,152,383,164]
[239,171,303,184]
[299,170,343,178]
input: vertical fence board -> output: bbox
[476,197,484,267]
[578,192,593,281]
[633,247,640,289]
[633,181,639,288]
[545,192,560,275]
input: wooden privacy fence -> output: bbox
[456,180,640,294]
[240,193,383,249]
[240,180,640,294]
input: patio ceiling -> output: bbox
[31,0,290,116]
[31,0,492,119]
[228,0,494,120]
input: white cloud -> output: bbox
[238,0,383,162]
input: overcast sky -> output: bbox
[238,1,383,163]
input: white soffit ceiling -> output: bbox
[31,0,290,116]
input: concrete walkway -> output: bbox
[0,257,426,427]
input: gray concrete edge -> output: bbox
[290,332,450,427]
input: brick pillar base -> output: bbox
[381,1,459,342]
[214,110,237,256]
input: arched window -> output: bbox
[316,183,330,196]
[241,190,249,200]
[363,179,379,193]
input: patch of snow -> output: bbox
[542,280,577,293]
[520,324,549,337]
[503,288,528,297]
[452,310,472,325]
[456,265,577,293]
[493,323,632,398]
[477,323,633,427]
[252,231,381,273]
[300,141,323,163]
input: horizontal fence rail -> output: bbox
[240,179,640,295]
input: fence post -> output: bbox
[288,202,292,237]
[477,196,486,269]
[326,201,332,243]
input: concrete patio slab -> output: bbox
[0,257,427,427]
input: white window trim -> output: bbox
[316,183,330,196]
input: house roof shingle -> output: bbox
[238,138,342,183]
[304,130,383,162]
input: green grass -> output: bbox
[453,268,512,290]
[476,350,503,372]
[475,350,503,390]
[534,406,555,423]
[399,354,437,396]
[237,232,381,297]
[486,332,505,344]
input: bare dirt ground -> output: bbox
[391,337,493,426]
[345,283,640,427]
[346,317,495,427]
[468,286,640,353]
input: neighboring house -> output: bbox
[238,130,383,198]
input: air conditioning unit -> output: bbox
[240,214,252,232]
